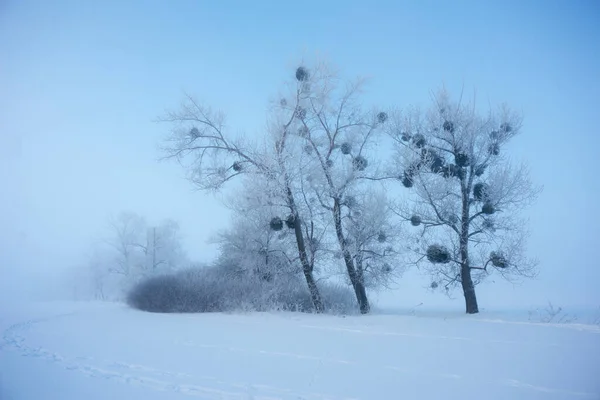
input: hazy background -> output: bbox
[1,0,599,309]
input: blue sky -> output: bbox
[1,0,599,308]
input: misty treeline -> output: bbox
[80,59,541,315]
[71,211,188,301]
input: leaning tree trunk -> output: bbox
[333,198,370,314]
[285,185,324,313]
[460,186,479,314]
[292,213,324,313]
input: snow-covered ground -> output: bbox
[1,301,599,400]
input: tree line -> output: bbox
[81,60,540,314]
[154,60,541,315]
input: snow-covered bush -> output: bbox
[126,265,355,315]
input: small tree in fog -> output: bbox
[387,89,541,314]
[91,211,188,297]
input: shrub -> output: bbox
[127,266,356,315]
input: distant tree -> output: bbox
[141,219,187,275]
[158,92,326,312]
[387,89,541,314]
[94,211,188,296]
[105,211,147,283]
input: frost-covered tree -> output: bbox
[272,62,395,313]
[388,89,541,314]
[212,178,306,282]
[158,92,325,312]
[340,190,404,291]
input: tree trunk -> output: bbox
[460,182,479,314]
[277,131,323,313]
[292,214,324,313]
[333,198,370,314]
[460,264,478,314]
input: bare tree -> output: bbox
[158,91,325,312]
[276,62,392,313]
[387,88,541,314]
[98,212,188,296]
[105,211,147,281]
[141,219,187,275]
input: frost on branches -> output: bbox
[387,89,541,314]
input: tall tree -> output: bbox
[158,92,325,312]
[387,89,541,314]
[276,62,393,313]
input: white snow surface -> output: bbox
[1,301,599,400]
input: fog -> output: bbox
[1,0,599,309]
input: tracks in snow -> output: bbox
[1,311,598,399]
[1,313,358,399]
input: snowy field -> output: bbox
[1,301,599,400]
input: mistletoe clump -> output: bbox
[285,214,296,229]
[295,107,307,120]
[490,251,508,268]
[412,134,426,148]
[500,123,512,133]
[455,152,470,167]
[377,112,388,123]
[352,155,368,171]
[443,120,455,133]
[401,173,414,188]
[422,148,444,173]
[474,164,487,177]
[340,142,352,155]
[232,161,243,172]
[270,217,283,231]
[295,66,309,82]
[482,202,495,215]
[426,244,451,264]
[410,215,422,226]
[473,182,489,202]
[488,143,500,156]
